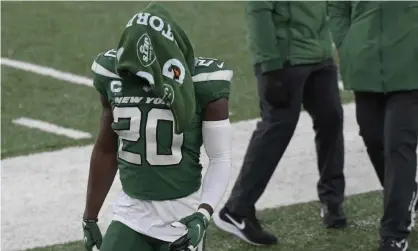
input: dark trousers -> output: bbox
[225,58,345,216]
[355,91,418,239]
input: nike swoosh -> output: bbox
[225,213,245,230]
[217,62,224,68]
[395,240,407,249]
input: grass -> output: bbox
[25,191,417,251]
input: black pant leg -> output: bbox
[354,92,386,186]
[302,58,345,205]
[380,90,418,239]
[226,64,313,216]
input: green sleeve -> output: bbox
[246,1,281,73]
[91,54,106,98]
[91,50,122,100]
[327,1,352,48]
[92,76,107,99]
[195,80,231,108]
[193,58,232,108]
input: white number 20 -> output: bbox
[113,107,184,166]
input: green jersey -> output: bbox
[92,49,232,201]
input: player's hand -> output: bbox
[82,219,102,251]
[262,69,291,108]
[169,210,210,251]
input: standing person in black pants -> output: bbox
[328,2,418,251]
[213,1,346,246]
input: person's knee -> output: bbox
[313,105,343,132]
[384,127,418,155]
[328,106,343,129]
[261,103,300,123]
[360,126,383,150]
[261,112,299,133]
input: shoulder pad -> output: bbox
[192,57,233,82]
[91,49,121,79]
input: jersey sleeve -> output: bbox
[193,57,233,108]
[90,49,122,99]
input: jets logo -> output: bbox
[136,34,156,67]
[161,83,175,106]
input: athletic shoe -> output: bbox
[379,238,409,251]
[320,203,347,228]
[213,207,278,246]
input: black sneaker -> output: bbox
[379,238,409,251]
[320,203,347,228]
[213,207,278,246]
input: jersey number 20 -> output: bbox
[113,107,184,166]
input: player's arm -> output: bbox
[83,94,118,220]
[327,1,352,48]
[169,97,231,251]
[198,97,232,217]
[170,62,232,251]
[246,1,281,73]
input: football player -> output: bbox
[82,3,233,251]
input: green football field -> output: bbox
[1,2,416,251]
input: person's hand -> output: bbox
[169,210,210,251]
[82,219,102,251]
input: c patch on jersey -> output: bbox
[136,34,156,67]
[110,80,123,94]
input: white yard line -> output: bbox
[1,57,93,87]
[13,117,91,140]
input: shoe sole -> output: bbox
[324,218,347,229]
[379,241,409,251]
[320,208,347,229]
[212,212,267,246]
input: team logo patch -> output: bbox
[136,34,156,67]
[162,83,175,106]
[171,65,182,81]
[162,59,186,85]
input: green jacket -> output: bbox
[328,1,418,92]
[245,1,333,73]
